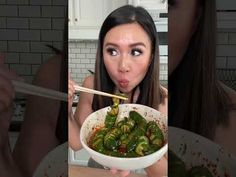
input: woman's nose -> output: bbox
[118,55,130,73]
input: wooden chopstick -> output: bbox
[74,85,128,100]
[12,80,68,102]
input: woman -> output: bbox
[0,47,67,177]
[168,0,236,155]
[68,5,168,177]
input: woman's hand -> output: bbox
[68,74,76,117]
[145,156,167,177]
[110,168,130,177]
[0,53,20,147]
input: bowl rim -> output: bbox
[80,103,168,160]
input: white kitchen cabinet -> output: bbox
[69,0,128,40]
[128,0,167,13]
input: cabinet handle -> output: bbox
[75,18,78,22]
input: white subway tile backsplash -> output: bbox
[20,53,41,64]
[30,0,51,5]
[86,53,96,59]
[227,57,236,69]
[76,64,85,68]
[19,6,40,17]
[85,63,95,69]
[41,6,65,17]
[76,53,86,59]
[90,48,97,53]
[52,18,65,29]
[80,58,90,64]
[30,42,53,53]
[22,75,34,83]
[86,42,96,49]
[72,59,81,64]
[10,64,31,75]
[42,53,55,62]
[217,45,236,57]
[7,18,29,29]
[75,42,85,48]
[80,48,90,54]
[69,63,76,68]
[217,33,228,44]
[0,5,18,16]
[0,29,18,40]
[229,33,236,44]
[0,17,6,28]
[5,53,20,63]
[19,30,40,41]
[52,0,67,5]
[8,0,29,5]
[41,30,63,41]
[0,0,6,4]
[2,3,65,87]
[69,53,75,58]
[0,41,7,51]
[30,18,51,29]
[31,64,40,74]
[8,41,30,52]
[216,57,227,68]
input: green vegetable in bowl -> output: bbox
[169,150,214,177]
[188,166,213,177]
[89,99,165,157]
[169,150,187,177]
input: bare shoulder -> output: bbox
[82,75,94,89]
[160,85,168,97]
[220,82,236,105]
[33,54,61,90]
[158,85,168,115]
[75,75,94,126]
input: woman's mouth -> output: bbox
[118,80,129,88]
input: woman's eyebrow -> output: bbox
[104,42,146,48]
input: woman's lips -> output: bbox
[118,79,129,88]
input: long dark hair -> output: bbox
[92,5,166,111]
[169,0,230,139]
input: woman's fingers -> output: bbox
[110,168,130,177]
[120,170,130,177]
[68,77,76,116]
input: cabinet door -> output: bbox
[69,0,128,40]
[128,0,167,12]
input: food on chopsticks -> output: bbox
[88,96,165,158]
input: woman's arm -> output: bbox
[69,75,94,151]
[12,55,61,177]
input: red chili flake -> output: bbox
[118,145,127,153]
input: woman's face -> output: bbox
[103,23,152,93]
[168,0,200,74]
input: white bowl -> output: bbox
[80,104,168,170]
[169,126,236,177]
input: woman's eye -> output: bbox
[131,49,142,56]
[106,48,118,56]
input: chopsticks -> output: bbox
[11,81,128,102]
[12,80,68,102]
[74,85,128,100]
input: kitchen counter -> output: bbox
[69,165,147,177]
